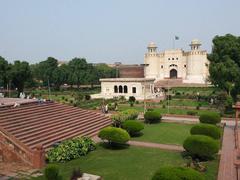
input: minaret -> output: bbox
[147,42,157,54]
[190,39,201,51]
[144,42,158,79]
[185,39,206,84]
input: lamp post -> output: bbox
[167,80,170,114]
[114,62,121,78]
[140,63,149,114]
[48,78,51,100]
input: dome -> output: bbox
[190,39,201,45]
[148,42,157,48]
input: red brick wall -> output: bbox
[0,130,45,168]
[119,66,144,78]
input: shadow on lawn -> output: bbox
[99,142,130,150]
[131,132,144,137]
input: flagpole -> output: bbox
[173,37,175,49]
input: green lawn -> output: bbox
[171,87,217,96]
[163,99,210,107]
[118,104,219,116]
[33,145,218,180]
[132,122,193,145]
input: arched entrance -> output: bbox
[170,69,177,79]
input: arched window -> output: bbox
[132,87,136,93]
[124,85,128,93]
[119,85,123,93]
[114,85,118,93]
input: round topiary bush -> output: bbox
[152,166,205,180]
[199,112,221,125]
[98,127,130,145]
[183,135,219,159]
[190,123,221,139]
[144,111,162,123]
[122,120,144,136]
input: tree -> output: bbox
[94,64,116,79]
[84,64,98,87]
[10,61,32,95]
[208,34,240,101]
[52,64,69,90]
[37,57,58,86]
[68,58,88,89]
[0,56,10,88]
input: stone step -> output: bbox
[0,102,112,151]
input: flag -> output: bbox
[175,36,179,40]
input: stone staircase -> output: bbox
[154,79,183,88]
[154,78,208,88]
[0,101,111,150]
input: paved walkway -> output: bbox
[162,115,235,126]
[128,140,184,152]
[218,126,237,180]
[93,136,184,152]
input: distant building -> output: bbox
[91,78,163,100]
[92,39,209,100]
[144,39,209,84]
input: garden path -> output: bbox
[92,136,184,152]
[217,126,237,180]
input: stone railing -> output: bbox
[0,126,45,168]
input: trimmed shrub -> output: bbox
[190,124,221,139]
[122,109,139,120]
[187,111,197,116]
[46,137,96,163]
[144,111,162,123]
[183,135,219,159]
[199,112,221,125]
[98,127,130,145]
[111,109,139,127]
[129,96,136,103]
[122,120,144,136]
[85,94,91,100]
[152,166,204,180]
[70,168,83,180]
[44,165,62,180]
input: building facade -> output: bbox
[144,39,209,84]
[91,78,164,100]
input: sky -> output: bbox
[0,0,239,64]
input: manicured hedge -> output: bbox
[144,111,162,123]
[190,123,221,139]
[122,120,144,136]
[183,135,219,159]
[46,137,96,163]
[152,166,205,180]
[98,127,130,145]
[199,112,221,125]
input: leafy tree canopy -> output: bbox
[11,60,32,95]
[208,34,240,99]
